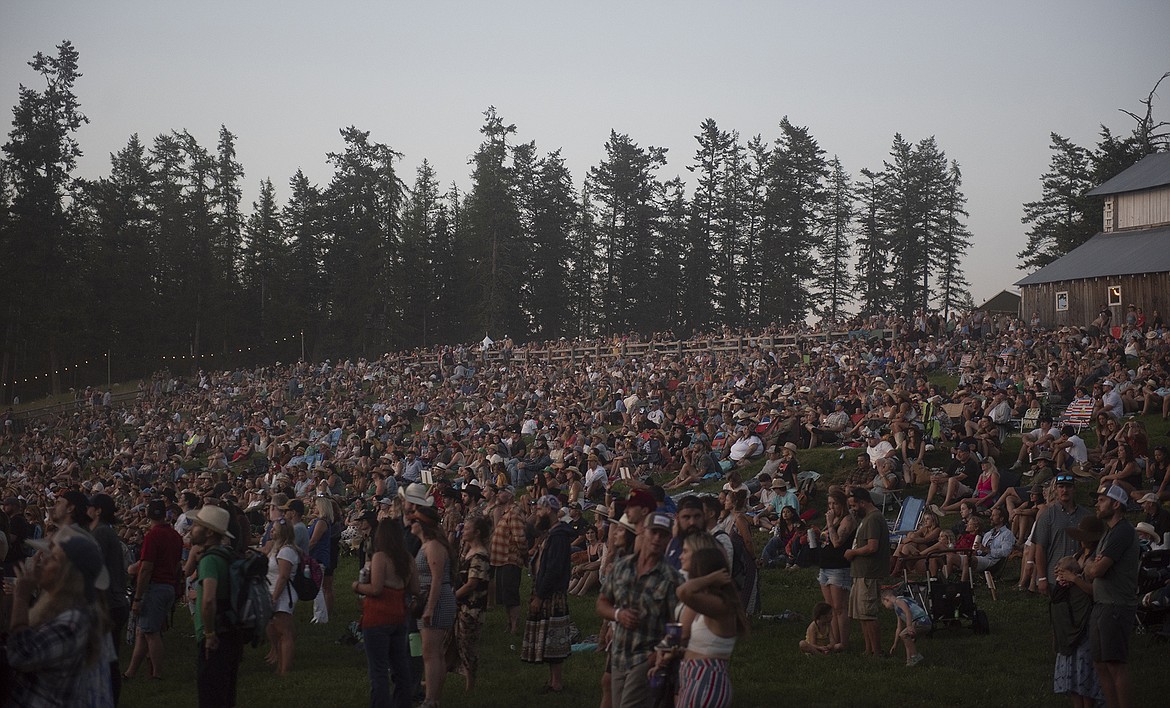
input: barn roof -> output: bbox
[1086,152,1170,196]
[979,289,1021,313]
[1014,225,1170,286]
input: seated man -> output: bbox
[960,507,1015,582]
[806,400,851,448]
[727,429,763,467]
[1011,415,1056,471]
[925,442,980,506]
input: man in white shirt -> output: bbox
[865,432,897,467]
[1054,425,1089,471]
[728,430,763,465]
[1097,380,1124,422]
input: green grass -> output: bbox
[120,554,1169,708]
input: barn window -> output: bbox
[1108,285,1122,306]
[1056,291,1069,312]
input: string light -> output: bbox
[6,331,303,386]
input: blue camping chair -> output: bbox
[889,496,925,546]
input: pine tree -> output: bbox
[758,118,828,324]
[854,168,891,315]
[241,178,286,341]
[1017,133,1096,270]
[528,150,577,339]
[463,107,524,340]
[932,161,974,316]
[589,131,667,334]
[816,156,854,321]
[284,169,326,358]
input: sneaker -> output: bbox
[1023,469,1035,477]
[906,653,924,667]
[930,504,945,517]
[1009,461,1023,471]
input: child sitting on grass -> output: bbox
[799,602,837,655]
[882,588,931,666]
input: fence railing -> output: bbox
[13,390,140,421]
[399,330,891,368]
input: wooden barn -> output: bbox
[1017,152,1170,329]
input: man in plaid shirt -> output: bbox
[597,513,682,707]
[489,489,527,634]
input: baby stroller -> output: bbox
[914,552,990,635]
[1137,549,1170,639]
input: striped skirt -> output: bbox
[677,658,732,708]
[520,592,571,664]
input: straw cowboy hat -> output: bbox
[185,505,236,539]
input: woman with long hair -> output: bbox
[449,515,491,692]
[716,489,758,614]
[308,495,336,623]
[675,536,750,708]
[266,520,299,675]
[409,505,457,708]
[816,489,855,651]
[354,518,416,708]
[7,528,114,707]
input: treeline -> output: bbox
[0,42,977,398]
[1018,72,1170,270]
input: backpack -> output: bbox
[290,549,324,601]
[205,546,272,647]
[713,528,749,592]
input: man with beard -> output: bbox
[187,505,242,707]
[1033,473,1092,597]
[665,495,706,571]
[1083,485,1141,708]
[844,486,889,657]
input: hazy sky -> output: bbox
[2,1,1168,307]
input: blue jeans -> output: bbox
[363,623,412,708]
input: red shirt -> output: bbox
[140,522,184,585]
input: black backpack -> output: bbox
[205,546,272,647]
[714,528,749,591]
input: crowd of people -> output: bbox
[0,303,1168,707]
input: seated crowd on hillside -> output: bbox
[1,304,1169,707]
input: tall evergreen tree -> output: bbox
[283,169,327,357]
[241,178,286,341]
[0,41,88,396]
[816,156,854,320]
[758,118,828,324]
[589,130,667,334]
[932,161,974,315]
[463,107,524,339]
[528,150,577,339]
[1017,133,1096,270]
[854,168,891,315]
[322,127,405,357]
[687,119,733,325]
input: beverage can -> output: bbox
[807,528,818,549]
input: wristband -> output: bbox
[1038,577,1047,582]
[614,608,623,623]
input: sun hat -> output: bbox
[185,505,236,539]
[1138,493,1160,505]
[1067,515,1106,545]
[771,478,789,490]
[398,482,434,507]
[1136,522,1158,538]
[614,513,639,534]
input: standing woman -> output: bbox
[816,488,856,651]
[410,505,457,708]
[7,528,115,707]
[354,518,417,708]
[675,537,749,708]
[449,515,492,692]
[521,496,574,693]
[308,495,335,623]
[717,489,758,614]
[266,520,299,675]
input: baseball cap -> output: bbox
[1101,484,1129,506]
[626,489,657,512]
[1138,493,1160,505]
[646,513,673,533]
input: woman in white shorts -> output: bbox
[267,520,299,674]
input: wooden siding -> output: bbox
[1115,186,1170,231]
[1020,273,1170,329]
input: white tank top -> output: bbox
[687,614,736,659]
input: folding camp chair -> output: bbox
[889,496,925,545]
[1057,397,1094,432]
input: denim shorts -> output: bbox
[818,567,853,590]
[137,583,175,633]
